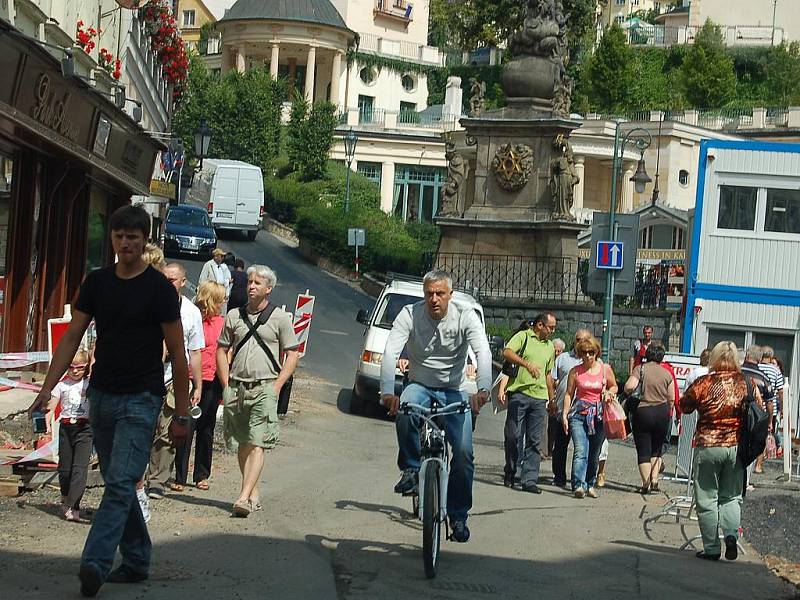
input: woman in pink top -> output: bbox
[561,336,618,498]
[175,281,226,490]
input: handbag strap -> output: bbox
[233,305,282,373]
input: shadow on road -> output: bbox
[334,499,420,531]
[166,491,237,514]
[335,387,391,421]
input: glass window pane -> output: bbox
[752,332,794,377]
[420,186,435,222]
[717,185,757,231]
[356,161,381,186]
[707,328,746,352]
[765,188,800,234]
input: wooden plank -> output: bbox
[23,470,57,490]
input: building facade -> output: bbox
[683,140,799,394]
[0,1,174,352]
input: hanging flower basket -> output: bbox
[139,0,190,102]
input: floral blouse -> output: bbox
[679,370,761,447]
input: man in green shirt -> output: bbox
[502,312,556,493]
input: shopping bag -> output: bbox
[603,398,628,440]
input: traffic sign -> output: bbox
[587,212,640,297]
[596,241,624,270]
[347,228,365,246]
[292,291,315,358]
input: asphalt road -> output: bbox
[3,231,792,599]
[178,230,371,392]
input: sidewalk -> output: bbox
[0,387,35,419]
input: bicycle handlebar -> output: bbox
[400,400,469,417]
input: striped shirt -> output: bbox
[758,362,784,415]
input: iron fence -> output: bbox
[432,253,677,310]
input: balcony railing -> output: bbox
[581,106,796,132]
[374,0,413,25]
[356,32,445,66]
[397,110,459,130]
[626,24,785,47]
[433,253,677,309]
[358,107,386,126]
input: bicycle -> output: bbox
[400,398,469,579]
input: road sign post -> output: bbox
[293,291,315,358]
[347,228,365,274]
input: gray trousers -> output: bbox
[504,392,548,486]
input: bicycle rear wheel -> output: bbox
[422,462,441,578]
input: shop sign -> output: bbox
[30,74,80,143]
[149,179,175,199]
[93,114,112,157]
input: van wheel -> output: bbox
[350,388,365,415]
[246,230,257,241]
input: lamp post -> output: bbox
[601,123,652,362]
[343,128,358,213]
[194,117,212,170]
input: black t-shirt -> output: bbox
[75,265,180,397]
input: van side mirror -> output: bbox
[356,309,370,325]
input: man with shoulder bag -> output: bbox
[216,265,300,518]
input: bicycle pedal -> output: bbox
[402,488,419,497]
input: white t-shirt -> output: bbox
[164,294,205,385]
[52,378,90,420]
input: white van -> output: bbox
[186,159,264,240]
[351,275,486,414]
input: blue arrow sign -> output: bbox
[596,241,624,270]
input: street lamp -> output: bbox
[194,117,212,170]
[601,123,652,361]
[344,128,358,213]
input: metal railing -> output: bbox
[626,24,784,48]
[582,106,790,131]
[358,107,386,126]
[397,110,459,129]
[432,253,676,309]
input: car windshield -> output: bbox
[374,293,420,329]
[167,209,211,228]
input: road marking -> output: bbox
[318,329,349,336]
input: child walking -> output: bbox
[49,349,92,522]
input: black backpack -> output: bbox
[738,376,770,468]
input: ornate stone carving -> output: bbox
[552,75,572,118]
[468,78,486,117]
[549,134,579,221]
[439,140,465,216]
[492,143,534,192]
[502,0,572,108]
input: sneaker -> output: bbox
[724,534,738,561]
[574,488,585,499]
[587,487,598,499]
[596,473,606,488]
[107,564,148,584]
[136,488,151,524]
[521,483,542,494]
[79,562,104,597]
[450,519,470,543]
[147,486,164,500]
[393,469,418,494]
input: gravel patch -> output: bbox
[742,489,800,563]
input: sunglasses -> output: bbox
[69,363,88,369]
[581,351,596,357]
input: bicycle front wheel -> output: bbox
[422,462,441,578]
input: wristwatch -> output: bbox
[173,415,190,424]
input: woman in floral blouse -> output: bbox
[680,341,763,562]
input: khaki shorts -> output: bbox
[223,380,279,451]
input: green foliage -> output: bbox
[172,57,286,170]
[680,20,736,108]
[347,50,439,77]
[763,42,800,105]
[286,97,308,173]
[582,24,634,112]
[264,162,439,275]
[284,100,338,181]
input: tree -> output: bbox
[581,23,634,112]
[286,97,309,172]
[285,98,338,181]
[680,19,736,108]
[428,0,596,58]
[764,42,800,106]
[172,58,286,170]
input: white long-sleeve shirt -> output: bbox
[380,300,492,395]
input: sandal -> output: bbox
[195,480,210,491]
[249,500,262,512]
[169,482,184,492]
[232,499,251,518]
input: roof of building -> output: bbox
[219,0,348,30]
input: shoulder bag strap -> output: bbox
[232,305,279,368]
[236,305,283,373]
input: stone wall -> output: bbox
[482,298,681,373]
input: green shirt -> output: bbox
[505,331,555,400]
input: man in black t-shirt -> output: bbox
[29,205,190,598]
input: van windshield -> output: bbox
[167,209,211,228]
[374,294,420,329]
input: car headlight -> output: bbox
[362,351,383,365]
[164,233,177,241]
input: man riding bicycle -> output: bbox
[381,270,492,543]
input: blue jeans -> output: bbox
[395,383,473,522]
[569,413,606,491]
[504,392,548,486]
[82,388,162,578]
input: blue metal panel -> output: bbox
[694,283,800,307]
